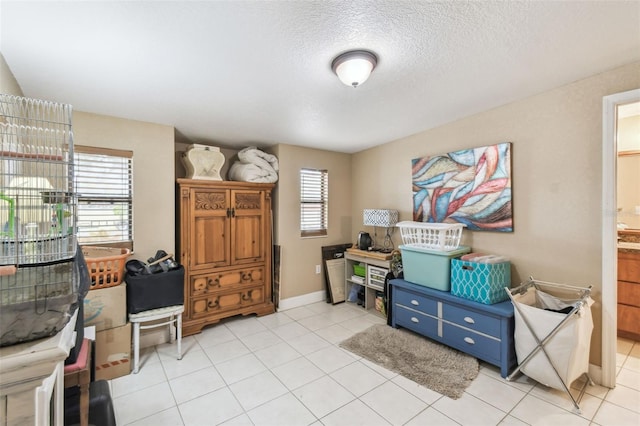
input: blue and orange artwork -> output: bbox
[412,142,512,232]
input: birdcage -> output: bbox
[0,94,81,347]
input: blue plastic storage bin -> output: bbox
[450,259,511,304]
[399,245,471,291]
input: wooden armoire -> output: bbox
[177,179,275,336]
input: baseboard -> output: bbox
[589,363,606,387]
[278,290,326,311]
[139,290,328,347]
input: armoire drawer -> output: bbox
[442,303,501,338]
[190,285,265,318]
[190,266,264,297]
[393,288,438,316]
[393,305,438,336]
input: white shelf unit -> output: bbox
[344,252,390,317]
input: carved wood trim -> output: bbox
[235,193,261,210]
[195,192,226,210]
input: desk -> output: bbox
[64,338,92,426]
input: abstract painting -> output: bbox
[412,142,512,232]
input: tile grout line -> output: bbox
[111,305,640,425]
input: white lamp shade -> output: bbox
[363,209,399,227]
[332,50,377,88]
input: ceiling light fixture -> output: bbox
[331,50,378,88]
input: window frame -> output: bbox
[74,145,133,250]
[300,168,328,238]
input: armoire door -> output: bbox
[230,189,266,265]
[188,187,231,270]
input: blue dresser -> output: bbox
[390,279,516,378]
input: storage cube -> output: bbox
[399,245,471,291]
[450,259,511,304]
[125,266,184,314]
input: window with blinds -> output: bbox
[74,146,133,249]
[300,168,328,237]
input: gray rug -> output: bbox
[340,324,479,399]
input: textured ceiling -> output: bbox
[1,1,639,153]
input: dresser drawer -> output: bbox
[443,323,501,363]
[442,304,501,338]
[190,266,264,297]
[618,280,640,308]
[390,278,515,378]
[618,303,640,334]
[393,305,438,337]
[393,288,438,316]
[190,285,265,318]
[618,250,640,283]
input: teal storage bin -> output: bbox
[399,245,471,291]
[450,259,511,304]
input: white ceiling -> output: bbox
[1,1,639,153]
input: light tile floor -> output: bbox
[110,301,640,425]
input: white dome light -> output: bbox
[331,50,378,88]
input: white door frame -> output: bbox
[601,88,640,388]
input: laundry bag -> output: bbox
[511,285,593,391]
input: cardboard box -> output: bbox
[84,284,127,331]
[95,322,131,381]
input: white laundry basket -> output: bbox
[396,221,465,251]
[506,277,594,413]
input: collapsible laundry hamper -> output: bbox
[505,277,594,413]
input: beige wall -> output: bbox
[352,61,640,366]
[73,112,175,261]
[617,115,640,229]
[1,53,23,96]
[272,144,352,301]
[618,155,640,230]
[2,56,175,261]
[617,115,640,152]
[7,49,640,363]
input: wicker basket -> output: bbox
[397,221,465,251]
[82,246,131,289]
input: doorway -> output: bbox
[601,89,640,389]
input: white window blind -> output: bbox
[74,146,133,248]
[300,168,328,237]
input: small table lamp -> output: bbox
[363,209,399,252]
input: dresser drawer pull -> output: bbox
[411,300,420,306]
[464,316,475,324]
[464,337,475,345]
[411,317,420,323]
[208,277,221,288]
